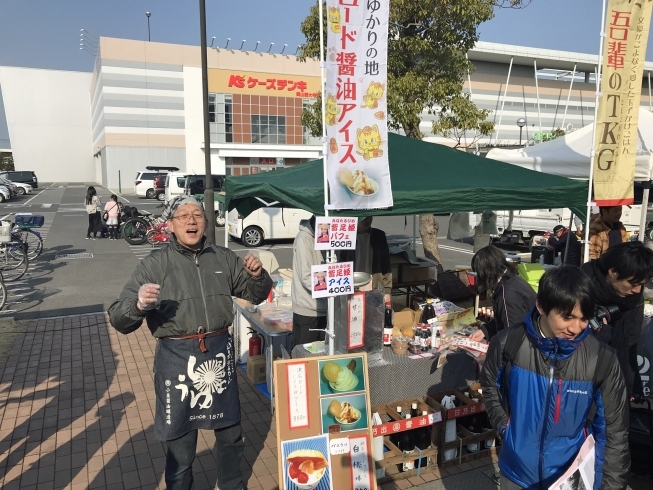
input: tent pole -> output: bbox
[649,72,652,112]
[412,215,417,252]
[639,181,651,242]
[493,57,513,145]
[563,213,574,265]
[534,60,542,135]
[561,64,576,130]
[584,0,608,263]
[318,0,335,356]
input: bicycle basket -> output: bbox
[15,214,44,228]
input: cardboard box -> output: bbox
[394,308,420,329]
[399,259,437,283]
[247,355,266,385]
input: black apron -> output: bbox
[153,330,240,441]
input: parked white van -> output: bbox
[227,206,312,247]
[165,172,189,202]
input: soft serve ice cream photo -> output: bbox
[318,356,365,395]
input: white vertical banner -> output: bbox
[325,0,393,210]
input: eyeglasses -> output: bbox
[172,213,205,223]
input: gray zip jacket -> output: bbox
[292,219,327,317]
[108,236,272,337]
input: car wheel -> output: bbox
[157,193,165,201]
[215,210,226,227]
[0,194,4,203]
[243,226,263,247]
[17,188,25,196]
[145,188,155,199]
[647,227,653,241]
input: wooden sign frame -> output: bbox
[274,352,377,490]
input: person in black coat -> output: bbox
[581,241,653,401]
[547,224,581,267]
[469,245,537,341]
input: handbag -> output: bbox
[102,203,117,222]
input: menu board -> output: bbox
[274,353,377,490]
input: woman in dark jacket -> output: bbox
[85,186,103,239]
[469,245,537,341]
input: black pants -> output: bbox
[87,212,102,237]
[292,313,326,349]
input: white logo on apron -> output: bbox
[174,353,227,410]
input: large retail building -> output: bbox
[1,37,653,186]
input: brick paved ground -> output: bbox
[0,312,649,490]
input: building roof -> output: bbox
[469,41,653,74]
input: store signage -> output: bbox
[314,217,358,250]
[348,292,366,350]
[286,362,310,430]
[209,69,321,98]
[325,0,393,211]
[311,262,354,299]
[371,412,441,437]
[593,0,653,205]
[349,436,373,490]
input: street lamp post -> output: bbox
[146,12,151,42]
[516,117,526,146]
[199,0,216,243]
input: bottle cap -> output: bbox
[405,414,411,419]
[411,402,417,409]
[385,301,391,306]
[426,298,432,304]
[422,411,428,416]
[396,406,402,412]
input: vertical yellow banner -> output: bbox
[594,0,653,205]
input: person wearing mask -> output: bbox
[547,224,581,267]
[588,206,628,260]
[468,245,537,342]
[85,186,103,240]
[481,266,629,489]
[292,216,327,348]
[103,194,120,240]
[338,216,392,296]
[108,196,272,490]
[581,241,653,402]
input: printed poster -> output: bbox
[325,0,393,210]
[315,217,358,250]
[593,0,653,205]
[311,262,354,299]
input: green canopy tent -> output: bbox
[225,133,588,219]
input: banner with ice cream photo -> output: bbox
[324,0,393,210]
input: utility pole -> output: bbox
[199,0,215,243]
[146,12,151,42]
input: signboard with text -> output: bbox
[325,0,393,210]
[208,69,321,98]
[593,0,653,205]
[314,217,358,250]
[311,262,354,299]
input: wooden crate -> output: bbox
[371,397,443,483]
[426,388,498,467]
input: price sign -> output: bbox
[348,292,366,349]
[314,217,358,251]
[311,262,354,299]
[349,436,373,490]
[286,362,309,430]
[329,437,351,455]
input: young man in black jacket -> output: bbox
[548,224,581,266]
[581,241,653,401]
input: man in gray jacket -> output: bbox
[108,196,272,490]
[292,216,327,348]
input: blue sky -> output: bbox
[0,0,642,146]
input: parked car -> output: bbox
[227,206,312,247]
[165,172,189,202]
[10,181,32,195]
[0,179,18,197]
[184,174,224,196]
[134,166,179,199]
[0,185,11,203]
[0,171,38,189]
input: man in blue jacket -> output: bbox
[481,266,629,489]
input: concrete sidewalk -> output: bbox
[0,312,649,490]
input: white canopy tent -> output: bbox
[486,107,653,182]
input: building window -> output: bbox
[208,93,233,143]
[251,115,286,144]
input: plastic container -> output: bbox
[391,336,409,355]
[15,214,44,228]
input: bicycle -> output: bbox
[0,272,7,311]
[11,227,43,260]
[0,238,29,282]
[121,205,166,246]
